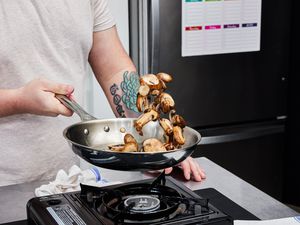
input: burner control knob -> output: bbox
[47,199,62,205]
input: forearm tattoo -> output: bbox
[110,83,126,117]
[109,71,140,117]
[120,71,140,113]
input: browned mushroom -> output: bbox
[159,118,173,136]
[123,142,138,152]
[138,84,150,97]
[136,95,149,112]
[143,138,166,152]
[124,133,138,145]
[163,134,175,150]
[159,93,175,113]
[134,109,159,135]
[159,79,167,90]
[108,144,125,152]
[150,89,162,96]
[169,110,186,128]
[108,134,139,152]
[173,126,185,145]
[140,74,162,90]
[156,72,173,83]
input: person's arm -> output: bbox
[88,26,139,118]
[0,78,74,117]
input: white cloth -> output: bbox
[0,0,115,186]
[35,165,114,197]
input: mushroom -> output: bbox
[159,118,173,136]
[143,138,166,152]
[123,142,138,152]
[138,84,150,97]
[156,72,173,83]
[123,133,138,152]
[169,110,186,128]
[134,109,159,135]
[136,95,149,112]
[164,142,175,151]
[163,134,175,150]
[140,74,162,90]
[159,93,175,113]
[124,133,138,145]
[108,134,139,152]
[150,89,162,96]
[173,126,185,145]
[108,144,125,152]
[159,79,167,91]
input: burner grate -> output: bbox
[78,172,212,224]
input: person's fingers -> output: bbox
[180,159,191,180]
[40,79,74,95]
[55,103,74,117]
[164,167,173,174]
[197,163,206,179]
[189,158,202,182]
[67,93,75,100]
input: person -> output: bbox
[0,0,205,187]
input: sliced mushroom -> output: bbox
[134,109,159,135]
[150,89,161,96]
[143,138,166,152]
[109,134,139,152]
[173,126,185,145]
[172,115,186,128]
[169,110,186,128]
[163,134,175,150]
[138,84,150,97]
[140,74,162,90]
[124,133,138,145]
[164,142,175,151]
[123,142,138,152]
[169,109,176,120]
[136,95,149,112]
[159,118,173,136]
[108,144,125,152]
[159,93,175,113]
[156,72,173,83]
[160,80,167,90]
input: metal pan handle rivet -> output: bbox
[83,129,89,135]
[104,126,110,132]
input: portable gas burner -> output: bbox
[27,173,233,225]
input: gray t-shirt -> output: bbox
[0,0,115,186]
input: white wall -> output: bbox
[85,0,130,119]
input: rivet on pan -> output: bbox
[104,126,110,132]
[83,129,89,135]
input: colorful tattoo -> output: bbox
[110,83,126,118]
[120,71,140,113]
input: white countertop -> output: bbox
[0,157,298,223]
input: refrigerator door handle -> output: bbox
[198,124,285,145]
[150,0,160,74]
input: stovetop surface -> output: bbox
[27,174,233,225]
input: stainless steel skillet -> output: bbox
[56,95,201,171]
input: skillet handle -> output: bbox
[55,94,97,121]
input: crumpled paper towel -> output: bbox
[35,165,110,197]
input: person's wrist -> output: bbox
[12,87,27,114]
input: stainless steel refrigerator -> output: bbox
[128,0,293,201]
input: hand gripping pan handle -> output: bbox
[55,94,96,121]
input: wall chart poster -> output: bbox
[182,0,262,57]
